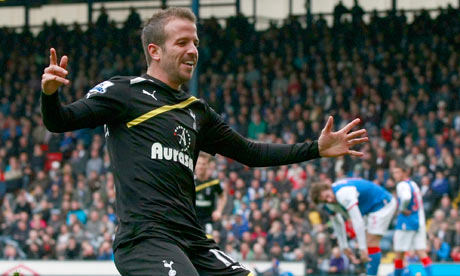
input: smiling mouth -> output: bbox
[183,61,195,67]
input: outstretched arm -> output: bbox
[201,106,368,167]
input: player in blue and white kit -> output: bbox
[310,178,397,276]
[392,163,433,276]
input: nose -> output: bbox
[187,42,198,58]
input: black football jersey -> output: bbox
[195,178,222,221]
[41,74,320,250]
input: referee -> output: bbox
[194,153,226,235]
[40,7,368,276]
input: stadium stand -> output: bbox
[0,3,459,275]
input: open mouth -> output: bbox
[183,61,195,68]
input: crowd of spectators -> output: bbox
[0,2,459,275]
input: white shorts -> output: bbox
[366,198,397,236]
[393,227,427,251]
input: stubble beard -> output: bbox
[162,50,193,88]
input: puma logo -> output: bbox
[143,89,157,100]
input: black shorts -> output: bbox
[114,237,253,276]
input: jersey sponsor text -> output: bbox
[151,142,194,172]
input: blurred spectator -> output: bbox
[430,237,451,262]
[81,240,97,260]
[237,242,253,261]
[86,148,102,178]
[333,1,348,26]
[231,212,250,240]
[328,247,346,274]
[252,242,268,261]
[431,171,450,200]
[428,209,446,238]
[66,200,87,225]
[65,237,81,260]
[315,232,332,269]
[3,244,19,260]
[267,221,285,250]
[85,210,103,239]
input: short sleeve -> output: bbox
[335,186,359,210]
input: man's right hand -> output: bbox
[343,248,360,264]
[360,249,371,263]
[41,48,70,95]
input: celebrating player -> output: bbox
[41,7,368,276]
[310,178,397,276]
[392,163,433,276]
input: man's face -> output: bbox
[319,189,336,203]
[159,17,199,88]
[195,156,208,178]
[392,167,404,182]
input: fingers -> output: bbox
[60,55,68,70]
[323,116,334,133]
[349,137,369,146]
[42,73,70,85]
[347,129,367,140]
[50,48,57,65]
[45,65,68,77]
[340,118,361,133]
[347,150,364,157]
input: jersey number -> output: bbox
[411,189,421,211]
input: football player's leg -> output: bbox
[367,199,397,276]
[366,233,382,276]
[393,250,406,276]
[414,228,432,276]
[393,230,415,276]
[114,238,199,276]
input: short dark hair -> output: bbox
[309,181,332,204]
[141,7,196,65]
[198,151,211,161]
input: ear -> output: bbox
[148,43,161,62]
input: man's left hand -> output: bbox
[318,116,368,157]
[212,210,222,221]
[401,210,412,216]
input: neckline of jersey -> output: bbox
[142,73,189,99]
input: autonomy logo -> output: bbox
[174,125,191,152]
[162,260,177,276]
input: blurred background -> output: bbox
[0,0,459,275]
